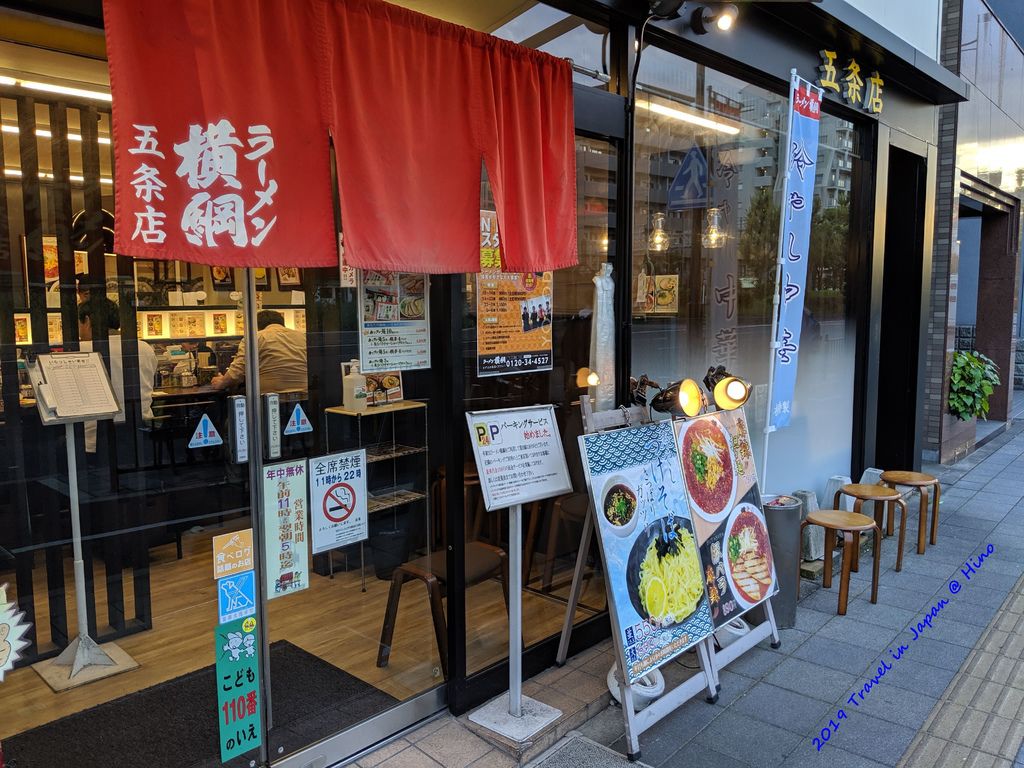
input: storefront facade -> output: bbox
[0,2,964,767]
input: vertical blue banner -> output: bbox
[769,77,822,430]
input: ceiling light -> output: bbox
[3,77,111,102]
[1,124,111,144]
[692,4,739,35]
[648,211,669,252]
[638,100,741,135]
[701,207,727,249]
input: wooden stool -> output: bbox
[834,484,908,573]
[800,510,880,614]
[880,471,940,555]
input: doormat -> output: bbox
[526,734,653,768]
[4,641,398,768]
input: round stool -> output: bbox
[800,510,880,615]
[880,471,940,555]
[835,484,908,573]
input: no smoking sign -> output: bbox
[323,483,357,523]
[310,449,368,554]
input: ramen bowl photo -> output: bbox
[626,517,705,628]
[678,417,737,523]
[600,475,639,537]
[723,502,775,607]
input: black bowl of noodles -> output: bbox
[626,516,705,629]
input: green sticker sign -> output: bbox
[215,615,263,762]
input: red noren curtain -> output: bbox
[103,0,578,273]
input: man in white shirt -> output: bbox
[78,297,157,453]
[211,310,307,394]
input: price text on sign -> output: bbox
[465,405,572,511]
[310,450,368,553]
[216,615,263,762]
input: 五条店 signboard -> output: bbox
[262,459,310,599]
[476,210,554,377]
[310,450,369,554]
[466,405,571,511]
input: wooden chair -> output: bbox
[800,510,881,615]
[376,541,509,679]
[880,471,940,555]
[834,483,908,573]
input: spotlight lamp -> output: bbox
[576,367,602,388]
[648,377,706,418]
[703,365,751,411]
[692,3,739,34]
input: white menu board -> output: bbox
[30,352,121,423]
[465,405,572,511]
[358,271,430,372]
[262,459,310,599]
[309,450,368,554]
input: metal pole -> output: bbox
[66,421,89,641]
[243,268,272,763]
[508,502,522,717]
[761,69,799,492]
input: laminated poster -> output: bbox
[476,210,553,376]
[262,459,310,599]
[359,271,430,372]
[673,408,778,628]
[579,420,714,683]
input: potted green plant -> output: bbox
[948,350,1000,421]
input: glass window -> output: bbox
[631,50,863,500]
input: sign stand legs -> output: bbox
[52,422,115,677]
[706,598,781,680]
[468,503,561,741]
[555,509,593,666]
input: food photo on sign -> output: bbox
[579,421,714,684]
[673,409,777,626]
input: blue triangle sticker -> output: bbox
[283,403,312,435]
[188,412,223,448]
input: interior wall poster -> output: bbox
[579,421,714,684]
[358,271,430,372]
[673,409,777,627]
[476,210,554,377]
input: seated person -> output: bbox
[78,297,158,453]
[212,310,307,394]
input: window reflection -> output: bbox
[632,54,861,499]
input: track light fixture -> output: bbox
[691,3,739,34]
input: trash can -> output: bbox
[762,494,802,629]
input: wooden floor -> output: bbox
[0,521,606,740]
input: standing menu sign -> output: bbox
[674,409,777,627]
[262,459,310,599]
[310,450,368,553]
[359,271,430,372]
[476,210,554,376]
[579,421,714,683]
[466,405,571,510]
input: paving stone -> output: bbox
[607,694,723,765]
[938,599,1001,627]
[826,709,916,765]
[851,680,939,730]
[768,627,811,653]
[793,607,833,633]
[725,646,786,679]
[655,741,748,768]
[946,676,1024,720]
[468,749,518,768]
[712,670,758,708]
[728,682,833,735]
[783,740,888,768]
[375,746,444,768]
[574,706,625,747]
[898,735,975,768]
[908,637,972,672]
[791,634,880,677]
[914,614,986,647]
[887,571,949,596]
[359,739,414,767]
[416,721,491,768]
[691,710,802,767]
[883,657,958,698]
[817,615,901,651]
[934,705,1024,759]
[869,586,937,613]
[764,658,858,702]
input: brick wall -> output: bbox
[921,0,963,461]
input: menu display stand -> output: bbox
[465,405,572,741]
[25,353,139,687]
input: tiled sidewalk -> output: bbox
[352,423,1024,767]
